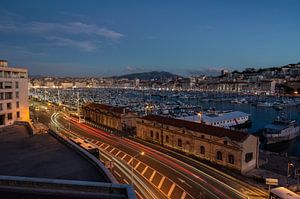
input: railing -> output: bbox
[0,175,136,199]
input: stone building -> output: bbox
[136,115,259,173]
[82,103,137,133]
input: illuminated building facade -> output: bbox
[82,102,137,133]
[137,115,259,173]
[0,60,29,126]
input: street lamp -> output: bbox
[287,160,294,186]
[197,112,202,123]
[131,151,145,185]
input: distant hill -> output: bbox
[115,71,182,81]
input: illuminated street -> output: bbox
[33,102,267,199]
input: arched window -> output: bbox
[200,146,205,154]
[165,135,169,143]
[150,130,153,138]
[178,139,182,147]
[216,151,222,160]
[228,154,234,164]
[156,132,159,140]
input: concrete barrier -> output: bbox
[48,129,117,184]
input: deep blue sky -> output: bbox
[0,0,299,76]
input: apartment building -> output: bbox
[0,60,29,126]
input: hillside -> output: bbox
[115,71,181,81]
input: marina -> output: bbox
[30,88,300,156]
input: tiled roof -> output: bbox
[140,115,250,142]
[83,103,127,114]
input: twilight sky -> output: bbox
[0,0,300,76]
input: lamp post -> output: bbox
[131,151,144,185]
[287,160,294,186]
[197,112,202,123]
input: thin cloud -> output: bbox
[27,21,124,41]
[47,36,98,52]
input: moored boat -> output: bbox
[263,114,300,145]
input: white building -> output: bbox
[0,60,29,126]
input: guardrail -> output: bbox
[0,175,136,199]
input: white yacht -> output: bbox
[263,115,300,144]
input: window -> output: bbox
[7,113,12,120]
[201,135,205,139]
[16,91,19,99]
[16,111,20,118]
[16,101,19,108]
[0,104,2,111]
[156,132,159,140]
[150,130,153,138]
[5,92,12,100]
[200,146,205,154]
[4,81,12,89]
[228,155,234,164]
[178,139,182,147]
[245,153,253,162]
[15,81,19,89]
[165,135,169,143]
[0,114,4,125]
[7,103,12,110]
[216,151,222,160]
[224,140,228,145]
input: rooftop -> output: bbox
[141,115,250,142]
[0,125,107,182]
[181,111,250,123]
[83,102,130,114]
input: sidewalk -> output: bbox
[246,150,300,187]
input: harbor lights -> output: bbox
[131,151,145,185]
[197,112,202,123]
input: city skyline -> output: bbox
[1,0,300,76]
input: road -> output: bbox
[34,106,267,199]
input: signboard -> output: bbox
[266,178,278,186]
[295,169,300,176]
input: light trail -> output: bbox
[51,112,164,199]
